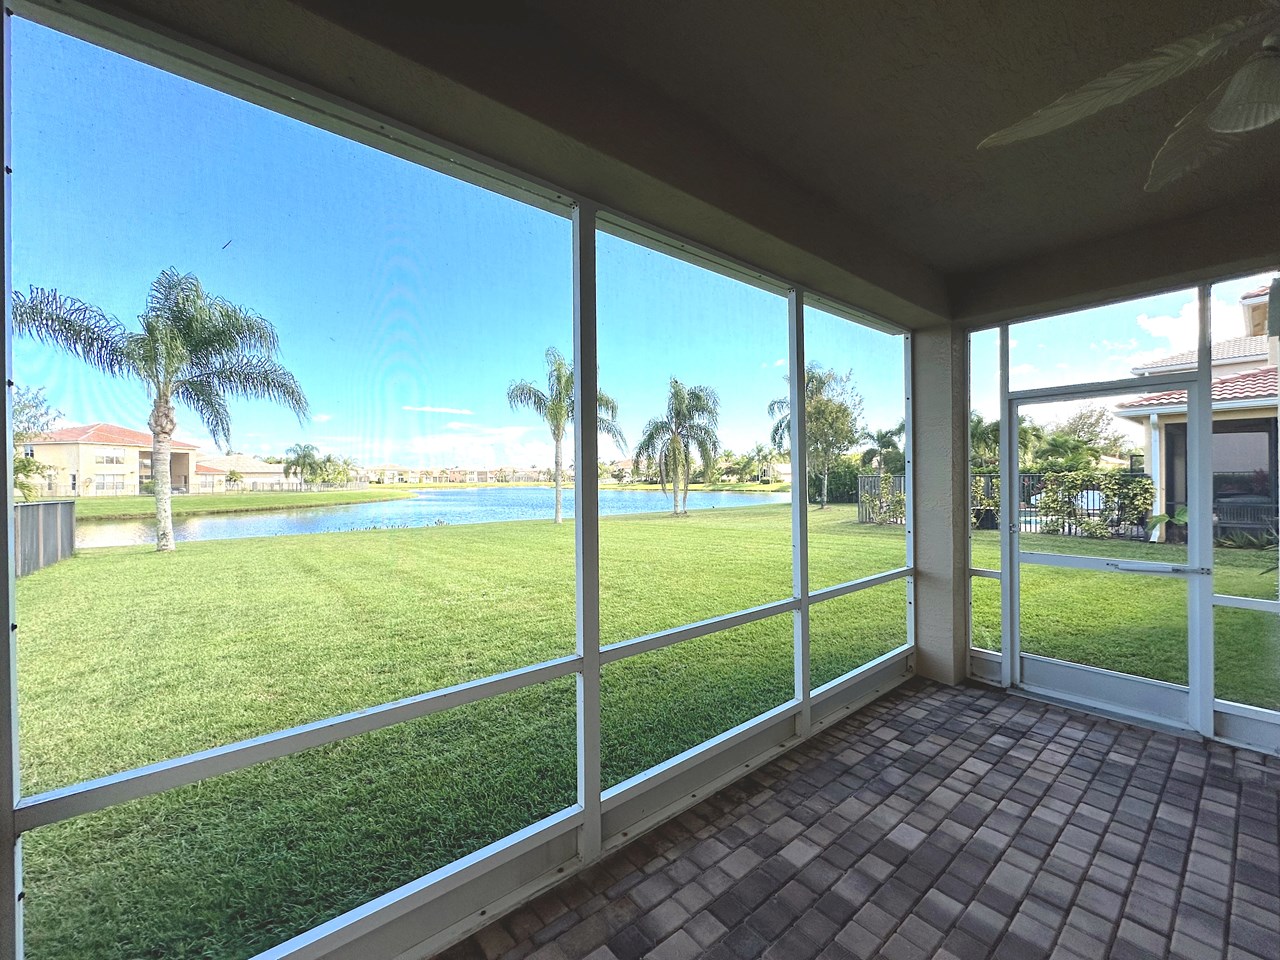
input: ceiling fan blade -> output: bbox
[981,11,1276,148]
[1145,77,1241,191]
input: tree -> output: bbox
[969,411,1046,471]
[969,411,1000,471]
[769,364,865,509]
[13,269,308,550]
[747,442,771,482]
[634,378,720,515]
[11,386,59,501]
[1050,405,1132,458]
[861,421,905,473]
[1032,434,1102,473]
[226,469,244,489]
[507,347,626,523]
[284,443,321,484]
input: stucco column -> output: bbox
[911,324,970,684]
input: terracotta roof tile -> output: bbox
[38,422,198,449]
[1132,335,1268,371]
[1118,366,1278,411]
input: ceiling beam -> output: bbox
[950,196,1280,328]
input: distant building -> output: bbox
[366,463,430,483]
[196,453,287,490]
[27,422,199,496]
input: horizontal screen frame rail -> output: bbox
[14,653,582,834]
[1021,552,1206,577]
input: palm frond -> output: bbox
[12,287,132,375]
[174,378,233,448]
[1145,77,1242,191]
[507,380,550,421]
[980,11,1276,147]
[185,356,310,421]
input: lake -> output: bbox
[77,486,793,547]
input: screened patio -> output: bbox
[2,3,1279,960]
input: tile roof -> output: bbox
[1118,366,1278,411]
[1131,335,1268,372]
[196,454,285,474]
[1241,283,1272,300]
[38,422,198,449]
[194,463,225,475]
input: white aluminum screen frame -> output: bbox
[969,282,1280,756]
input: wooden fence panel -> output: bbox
[14,501,76,578]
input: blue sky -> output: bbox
[970,273,1276,439]
[10,21,904,470]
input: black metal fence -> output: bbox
[14,500,75,578]
[971,472,1153,539]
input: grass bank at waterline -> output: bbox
[14,507,1277,957]
[60,487,417,521]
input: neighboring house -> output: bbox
[196,453,287,490]
[366,463,429,484]
[28,422,198,496]
[1116,285,1277,538]
[763,460,793,484]
[194,463,228,493]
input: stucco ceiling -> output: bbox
[43,0,1280,327]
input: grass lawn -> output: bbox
[12,509,1275,958]
[969,530,1280,706]
[57,488,416,522]
[16,504,905,960]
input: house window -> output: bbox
[21,444,33,458]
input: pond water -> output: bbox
[77,486,792,548]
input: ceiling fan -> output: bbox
[980,2,1280,190]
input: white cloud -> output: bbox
[311,413,333,424]
[1009,362,1038,378]
[774,358,787,367]
[1135,300,1199,354]
[402,405,474,415]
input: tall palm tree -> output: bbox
[634,378,721,516]
[13,268,309,551]
[769,363,865,508]
[507,346,626,523]
[748,442,770,482]
[285,443,321,484]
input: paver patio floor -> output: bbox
[436,679,1280,960]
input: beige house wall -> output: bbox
[26,440,203,496]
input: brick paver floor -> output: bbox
[435,679,1280,960]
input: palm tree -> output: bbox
[13,268,308,551]
[970,412,1045,470]
[634,378,721,515]
[769,363,865,508]
[507,346,626,523]
[861,422,905,471]
[969,411,1000,470]
[748,442,770,482]
[284,443,321,484]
